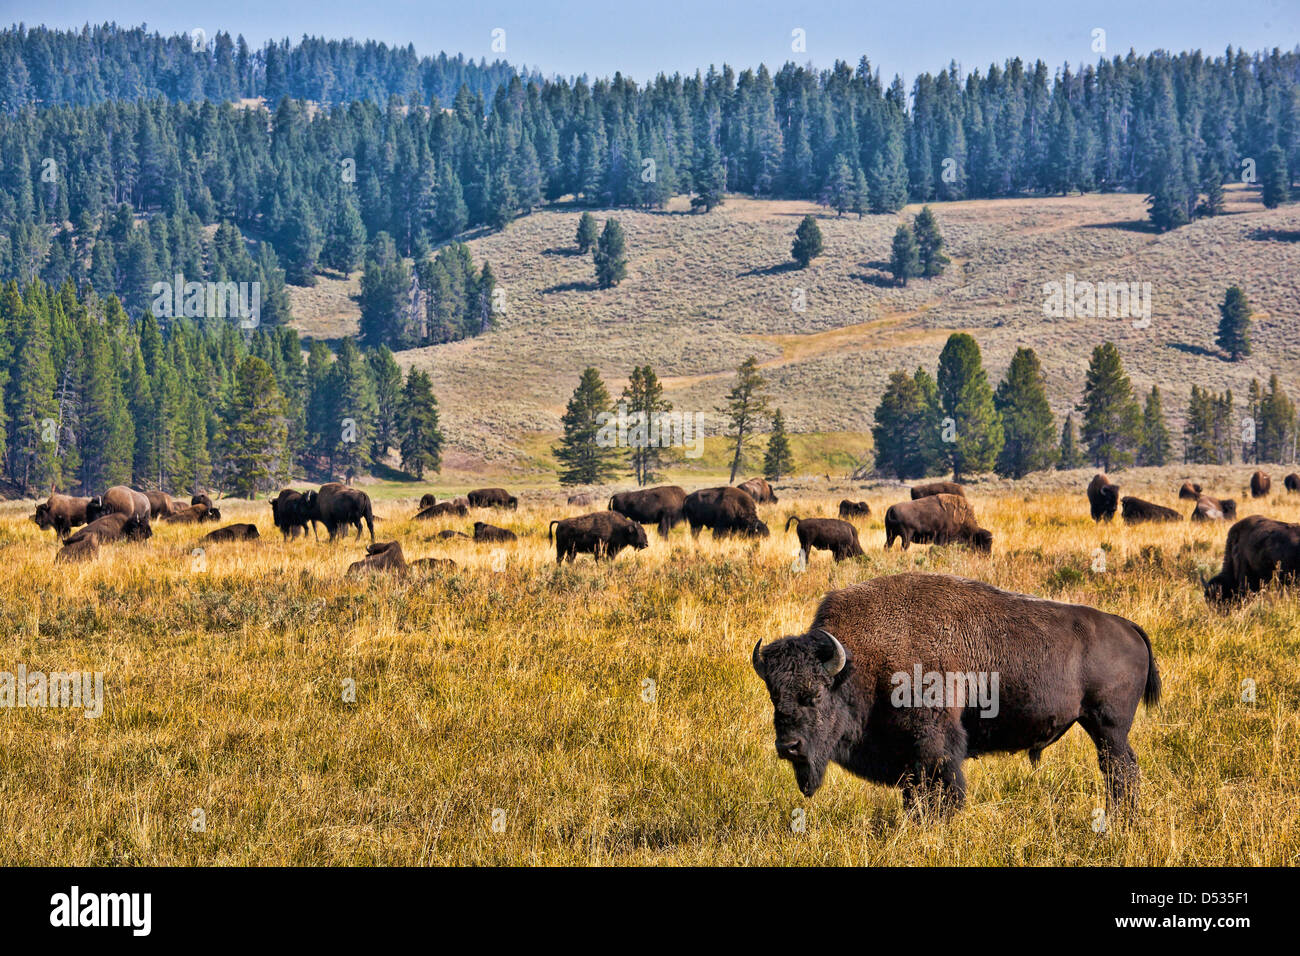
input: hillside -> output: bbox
[288,185,1300,477]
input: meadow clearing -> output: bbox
[0,466,1297,865]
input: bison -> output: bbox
[347,540,408,575]
[314,483,375,543]
[1203,515,1300,606]
[415,501,468,519]
[473,522,517,543]
[200,523,260,544]
[737,477,778,503]
[86,486,151,524]
[467,487,518,510]
[161,503,221,524]
[1250,470,1271,498]
[684,487,770,539]
[751,572,1160,816]
[145,491,184,517]
[191,493,215,512]
[271,489,319,540]
[910,481,965,500]
[566,492,596,506]
[1087,474,1119,522]
[549,511,649,563]
[1120,497,1182,524]
[64,512,151,545]
[55,533,100,564]
[32,493,91,538]
[786,516,865,562]
[884,494,992,552]
[1177,481,1203,501]
[1286,473,1300,494]
[838,500,872,518]
[1189,495,1238,523]
[418,493,438,509]
[609,485,687,538]
[437,530,470,539]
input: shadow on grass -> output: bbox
[1080,219,1161,234]
[1248,227,1300,243]
[738,261,801,278]
[1166,342,1224,360]
[541,279,600,293]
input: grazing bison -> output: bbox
[161,503,221,524]
[200,523,260,544]
[910,481,965,500]
[55,534,100,564]
[609,485,687,538]
[415,501,468,519]
[145,491,185,518]
[314,483,375,543]
[838,500,872,518]
[1251,471,1271,498]
[271,489,319,540]
[1121,497,1182,524]
[191,493,214,512]
[567,492,596,506]
[549,511,649,563]
[32,493,91,538]
[737,477,778,503]
[467,487,518,510]
[684,487,770,539]
[86,486,151,524]
[1177,481,1203,500]
[786,516,864,562]
[65,512,151,545]
[751,573,1160,816]
[418,493,438,509]
[347,540,407,575]
[884,494,992,552]
[473,522,517,543]
[1087,474,1119,523]
[1203,515,1300,606]
[1189,495,1238,522]
[1286,473,1300,493]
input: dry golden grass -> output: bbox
[1,469,1297,865]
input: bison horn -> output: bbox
[814,629,847,677]
[751,639,766,680]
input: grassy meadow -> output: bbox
[1,468,1297,865]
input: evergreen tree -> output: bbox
[397,367,442,478]
[762,408,794,481]
[1057,412,1084,469]
[215,356,288,498]
[889,222,920,286]
[913,206,950,277]
[1261,144,1290,209]
[593,218,628,289]
[1216,286,1252,360]
[993,347,1056,478]
[871,368,944,479]
[575,212,599,254]
[555,367,622,485]
[722,356,771,484]
[1138,385,1173,466]
[621,364,671,486]
[1078,342,1142,470]
[325,337,377,480]
[791,215,824,268]
[321,195,366,274]
[367,346,404,462]
[936,332,1003,481]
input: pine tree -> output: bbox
[555,367,622,485]
[1216,286,1252,361]
[368,346,404,462]
[1138,385,1173,466]
[993,347,1056,478]
[575,212,599,254]
[1079,342,1142,470]
[762,408,794,480]
[326,338,377,480]
[621,364,671,486]
[691,133,726,213]
[913,206,949,278]
[791,215,823,268]
[936,332,1003,481]
[722,356,771,484]
[871,368,943,479]
[1058,412,1084,469]
[215,356,288,498]
[1261,144,1290,209]
[889,223,920,286]
[279,196,322,286]
[820,156,853,216]
[397,367,442,478]
[593,218,628,289]
[321,195,366,274]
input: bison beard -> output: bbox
[751,573,1160,817]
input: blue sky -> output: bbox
[10,0,1300,83]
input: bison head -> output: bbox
[747,518,770,538]
[1202,571,1235,607]
[752,629,852,797]
[204,506,222,522]
[123,515,153,541]
[32,503,51,528]
[628,523,649,550]
[85,496,107,522]
[972,528,994,553]
[1222,499,1239,521]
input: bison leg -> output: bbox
[657,516,670,538]
[901,760,967,818]
[1080,716,1139,819]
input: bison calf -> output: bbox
[473,522,517,543]
[549,511,648,563]
[838,500,871,518]
[200,523,260,544]
[786,516,864,562]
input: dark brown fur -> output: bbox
[1189,495,1238,522]
[1120,496,1182,524]
[884,494,992,552]
[32,493,91,538]
[683,487,770,539]
[1204,515,1300,606]
[473,522,517,543]
[64,511,152,545]
[910,481,965,500]
[838,500,872,518]
[1087,474,1119,522]
[200,523,260,543]
[467,487,518,510]
[549,511,649,563]
[609,485,687,537]
[786,516,865,562]
[1250,471,1271,498]
[1177,481,1203,500]
[415,501,468,519]
[737,477,778,503]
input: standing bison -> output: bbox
[1285,473,1300,493]
[609,485,687,538]
[1203,515,1300,606]
[911,481,965,500]
[86,486,151,525]
[1250,471,1271,498]
[1087,474,1119,522]
[786,516,864,562]
[838,500,871,518]
[1121,497,1182,524]
[549,511,649,563]
[750,573,1160,815]
[145,491,185,517]
[32,493,91,539]
[737,477,778,503]
[271,489,319,540]
[313,483,375,543]
[683,487,770,539]
[467,488,518,510]
[884,494,992,552]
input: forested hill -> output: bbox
[0,23,524,110]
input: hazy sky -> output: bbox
[10,0,1300,84]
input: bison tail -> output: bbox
[1133,623,1161,708]
[548,519,559,542]
[784,514,800,533]
[363,501,375,544]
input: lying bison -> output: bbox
[56,534,100,564]
[315,483,375,543]
[200,523,260,544]
[884,494,991,552]
[1121,497,1182,524]
[1286,473,1300,493]
[1087,474,1119,523]
[437,530,470,539]
[549,511,649,563]
[751,572,1160,815]
[786,516,864,562]
[1250,471,1271,498]
[1203,515,1300,606]
[467,487,518,510]
[65,512,151,545]
[191,493,214,512]
[1189,495,1238,522]
[609,485,687,538]
[911,481,965,500]
[418,493,438,509]
[86,486,151,524]
[473,522,517,543]
[684,487,769,539]
[271,489,318,540]
[161,503,221,524]
[347,540,407,575]
[838,500,871,518]
[410,556,457,571]
[32,493,91,538]
[415,501,468,519]
[737,477,778,503]
[1177,481,1203,501]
